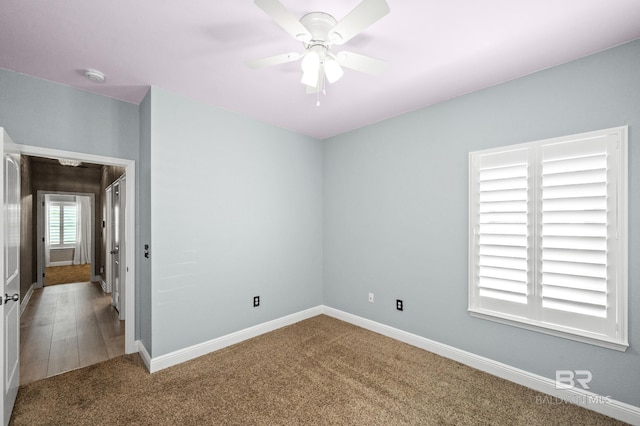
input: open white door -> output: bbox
[104,185,112,293]
[0,129,20,425]
[108,176,126,320]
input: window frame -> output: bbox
[468,126,628,351]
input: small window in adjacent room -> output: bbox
[48,201,78,247]
[468,127,628,351]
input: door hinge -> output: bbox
[42,272,45,278]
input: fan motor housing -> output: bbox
[300,12,338,46]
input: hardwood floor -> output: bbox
[19,281,125,385]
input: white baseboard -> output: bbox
[20,283,35,317]
[147,306,323,373]
[137,340,152,372]
[47,261,73,267]
[321,306,640,425]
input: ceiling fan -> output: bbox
[248,0,390,97]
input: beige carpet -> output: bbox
[44,264,91,285]
[11,315,624,425]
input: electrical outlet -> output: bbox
[396,299,403,311]
[368,292,374,303]
[253,296,260,307]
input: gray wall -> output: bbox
[147,87,323,357]
[0,70,139,160]
[323,40,640,406]
[138,89,152,352]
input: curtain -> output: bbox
[73,196,92,265]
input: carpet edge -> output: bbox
[147,306,323,373]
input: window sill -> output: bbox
[469,309,628,352]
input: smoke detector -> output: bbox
[85,68,105,83]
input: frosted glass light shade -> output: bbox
[324,59,343,84]
[301,51,321,87]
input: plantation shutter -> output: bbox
[471,147,531,318]
[62,204,77,245]
[470,127,627,350]
[539,135,619,337]
[48,201,78,247]
[48,204,61,245]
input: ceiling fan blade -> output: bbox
[328,0,390,45]
[247,52,301,68]
[336,51,388,75]
[254,0,312,42]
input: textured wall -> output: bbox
[323,40,640,406]
[147,87,323,357]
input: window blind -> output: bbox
[539,136,618,336]
[48,204,61,245]
[62,204,77,245]
[48,202,78,247]
[477,149,530,307]
[469,127,627,350]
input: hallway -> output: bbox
[19,282,124,385]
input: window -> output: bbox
[48,202,78,247]
[468,127,628,351]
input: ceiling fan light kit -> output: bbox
[250,0,390,99]
[58,158,82,167]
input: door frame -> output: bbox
[105,175,126,319]
[104,185,113,294]
[19,144,137,354]
[36,191,97,286]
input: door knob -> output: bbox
[4,294,19,304]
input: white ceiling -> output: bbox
[2,1,639,140]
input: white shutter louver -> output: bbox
[62,204,77,245]
[475,148,530,310]
[48,204,61,245]
[540,136,614,326]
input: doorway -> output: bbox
[18,152,134,383]
[18,144,136,357]
[36,191,96,287]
